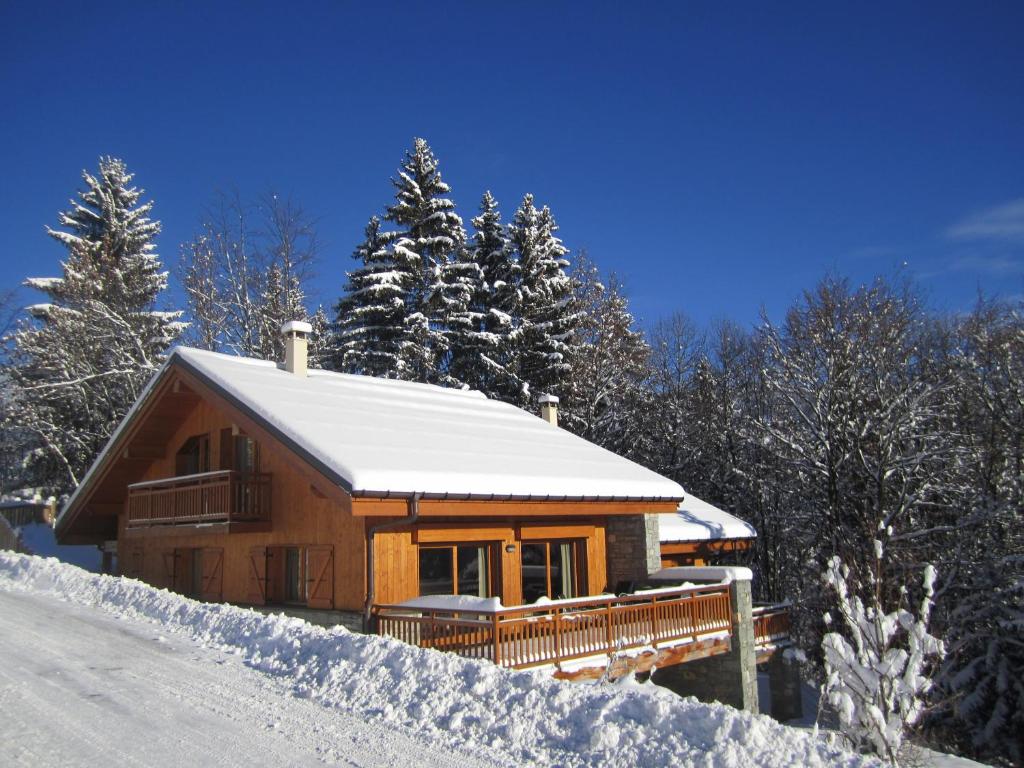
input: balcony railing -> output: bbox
[752,603,792,646]
[374,584,733,670]
[126,470,271,527]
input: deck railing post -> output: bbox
[606,599,614,657]
[554,607,562,662]
[650,598,660,648]
[492,613,502,666]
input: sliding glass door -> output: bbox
[418,544,493,598]
[521,540,586,603]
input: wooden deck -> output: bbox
[374,585,739,670]
[126,470,272,527]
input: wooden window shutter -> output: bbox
[247,546,268,605]
[162,550,176,587]
[126,548,143,579]
[305,546,334,610]
[219,428,234,470]
[200,548,224,602]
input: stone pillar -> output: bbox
[650,573,759,714]
[605,514,663,591]
[767,653,803,722]
[728,576,759,713]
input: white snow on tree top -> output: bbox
[167,347,685,500]
[659,493,757,542]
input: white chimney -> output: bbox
[281,320,313,377]
[538,394,559,427]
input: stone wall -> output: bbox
[605,514,662,590]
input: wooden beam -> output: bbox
[552,636,731,681]
[122,445,165,460]
[352,498,678,518]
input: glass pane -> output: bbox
[235,436,257,473]
[419,548,454,596]
[191,549,203,597]
[456,546,489,598]
[521,543,548,603]
[554,542,576,599]
[285,547,302,602]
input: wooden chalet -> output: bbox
[57,323,788,702]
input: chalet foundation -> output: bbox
[652,577,759,713]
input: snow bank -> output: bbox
[0,553,876,768]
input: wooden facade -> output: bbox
[60,362,678,622]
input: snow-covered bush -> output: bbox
[821,548,943,765]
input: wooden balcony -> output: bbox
[753,603,793,660]
[126,470,271,528]
[373,584,735,671]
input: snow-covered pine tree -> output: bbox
[822,547,944,765]
[562,254,650,456]
[506,195,577,405]
[3,157,183,493]
[444,192,518,393]
[334,217,416,377]
[307,305,332,369]
[382,138,466,383]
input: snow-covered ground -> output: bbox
[0,552,881,767]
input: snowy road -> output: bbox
[0,589,503,768]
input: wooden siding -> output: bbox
[118,398,367,612]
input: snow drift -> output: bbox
[0,553,875,767]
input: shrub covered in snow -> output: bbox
[821,549,943,765]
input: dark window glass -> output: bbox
[456,546,490,598]
[175,435,210,476]
[234,435,259,473]
[520,543,548,603]
[284,547,303,603]
[418,548,454,596]
[189,549,204,598]
[521,540,584,602]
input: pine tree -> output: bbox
[3,157,183,493]
[507,194,577,405]
[445,192,517,393]
[562,254,650,455]
[334,217,415,377]
[382,138,466,382]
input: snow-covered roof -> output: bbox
[165,347,685,501]
[659,493,756,542]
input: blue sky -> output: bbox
[2,2,1022,333]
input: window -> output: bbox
[418,545,492,598]
[218,429,260,472]
[283,546,305,603]
[234,435,259,473]
[521,540,586,603]
[175,434,210,476]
